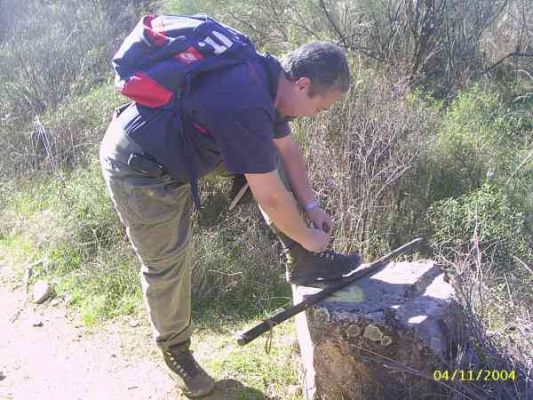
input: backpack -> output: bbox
[111,14,259,209]
[112,14,257,109]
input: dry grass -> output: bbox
[297,70,440,257]
[434,222,533,399]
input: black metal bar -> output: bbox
[235,237,425,346]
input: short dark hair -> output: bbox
[281,41,351,97]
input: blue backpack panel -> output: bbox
[111,14,260,209]
[112,14,257,108]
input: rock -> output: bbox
[64,293,73,305]
[293,260,466,400]
[32,280,52,304]
[129,319,139,328]
[32,319,43,327]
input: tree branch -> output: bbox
[484,51,533,73]
[318,0,348,49]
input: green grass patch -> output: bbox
[0,234,40,265]
[0,159,143,325]
[0,160,289,328]
[193,318,303,399]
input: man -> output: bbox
[100,16,360,398]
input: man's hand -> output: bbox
[300,228,330,253]
[306,207,333,234]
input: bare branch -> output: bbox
[484,51,533,73]
[318,0,348,50]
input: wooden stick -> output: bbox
[236,237,425,346]
[229,182,249,211]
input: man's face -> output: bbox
[278,77,342,119]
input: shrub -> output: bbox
[390,84,532,250]
[0,0,150,178]
[428,184,530,267]
[0,83,123,178]
[297,69,440,255]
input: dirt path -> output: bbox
[0,260,185,400]
[0,256,272,400]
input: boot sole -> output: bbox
[287,266,363,286]
[168,371,216,398]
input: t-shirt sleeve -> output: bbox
[273,120,291,139]
[208,108,279,174]
[273,110,291,139]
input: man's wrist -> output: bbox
[303,199,320,212]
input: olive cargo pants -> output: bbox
[100,119,297,350]
[100,121,195,349]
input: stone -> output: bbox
[381,335,393,346]
[345,325,361,337]
[293,260,466,400]
[64,293,73,305]
[31,319,43,327]
[32,280,52,304]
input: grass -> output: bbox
[432,230,533,398]
[0,159,142,325]
[0,157,290,325]
[192,316,303,400]
[0,165,304,399]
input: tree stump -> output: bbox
[293,260,465,400]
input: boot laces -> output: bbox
[166,349,201,378]
[316,249,338,260]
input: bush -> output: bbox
[0,0,151,178]
[388,84,532,252]
[428,184,530,268]
[0,83,123,178]
[0,0,136,118]
[297,70,440,256]
[161,0,531,98]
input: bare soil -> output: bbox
[0,259,266,400]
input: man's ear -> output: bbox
[294,77,311,92]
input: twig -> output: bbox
[208,270,243,277]
[318,0,348,50]
[512,255,533,276]
[229,182,249,211]
[503,273,514,306]
[483,51,533,74]
[505,148,533,186]
[10,259,42,322]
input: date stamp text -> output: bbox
[433,369,516,382]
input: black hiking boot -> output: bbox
[285,244,363,286]
[163,340,215,398]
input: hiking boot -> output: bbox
[285,244,363,286]
[163,340,215,398]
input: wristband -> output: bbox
[303,200,319,212]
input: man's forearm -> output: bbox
[245,170,311,244]
[258,187,311,244]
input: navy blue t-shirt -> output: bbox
[180,53,291,176]
[115,53,290,203]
